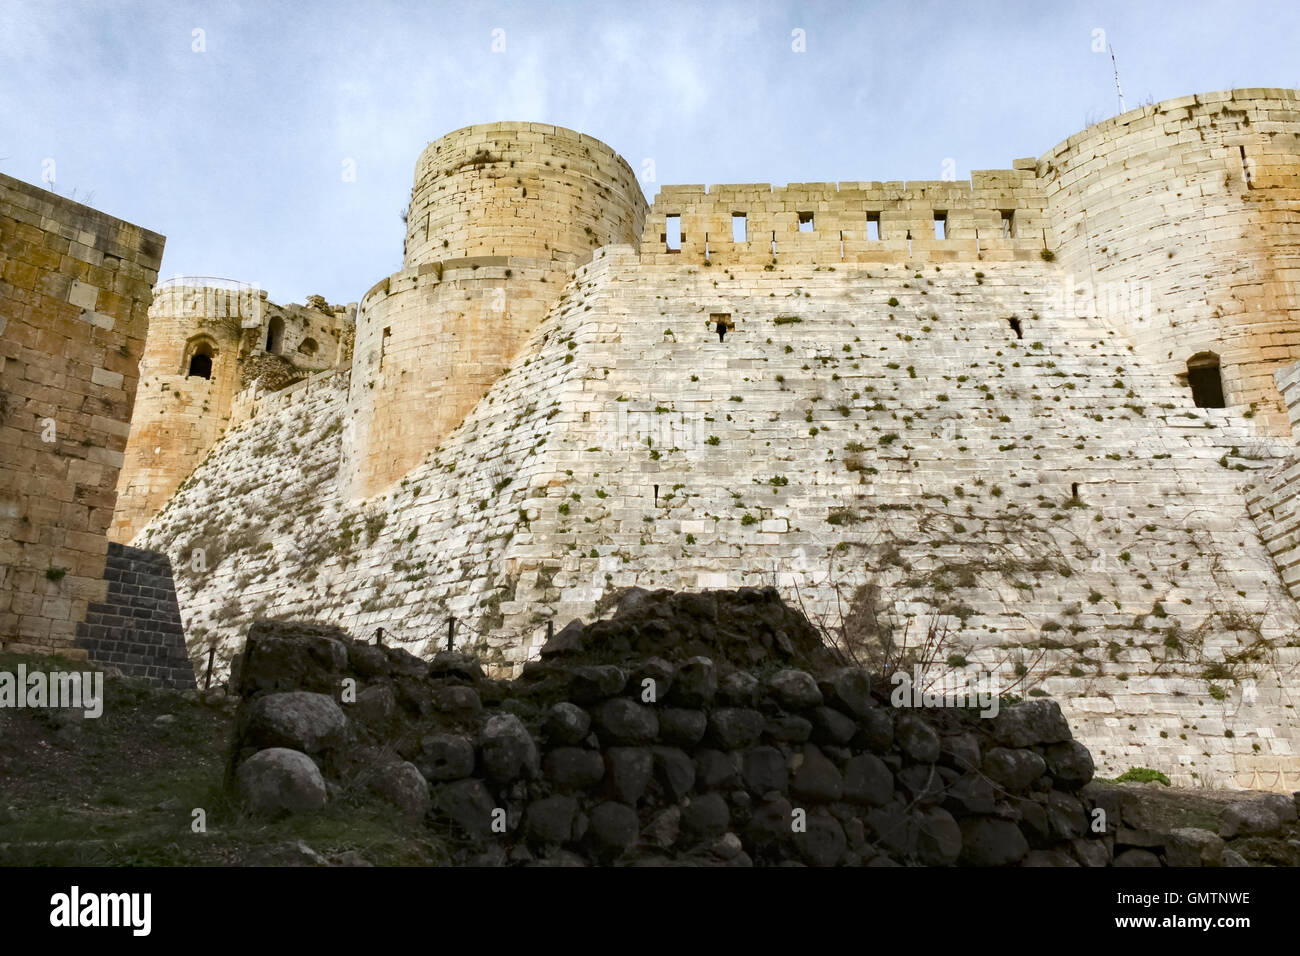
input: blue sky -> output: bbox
[3,0,1297,305]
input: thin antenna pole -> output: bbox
[1109,45,1126,114]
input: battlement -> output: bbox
[403,121,648,268]
[641,168,1050,266]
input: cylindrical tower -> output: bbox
[345,122,648,498]
[1039,89,1300,433]
[110,279,264,543]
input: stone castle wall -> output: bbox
[1247,361,1300,598]
[345,123,649,499]
[129,90,1300,791]
[0,172,163,654]
[110,280,351,544]
[1041,89,1300,436]
[141,244,1300,792]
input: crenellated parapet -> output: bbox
[640,166,1052,266]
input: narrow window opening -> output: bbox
[839,229,845,259]
[1239,145,1253,188]
[186,345,213,379]
[934,212,947,240]
[866,213,881,241]
[1000,209,1015,238]
[1186,352,1225,408]
[704,232,710,262]
[665,214,681,252]
[653,484,659,505]
[1009,317,1023,339]
[771,230,776,255]
[1071,482,1080,500]
[732,213,747,243]
[265,316,284,354]
[380,326,392,371]
[798,211,814,232]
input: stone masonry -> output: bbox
[109,280,353,544]
[0,172,164,655]
[74,541,196,689]
[126,90,1300,792]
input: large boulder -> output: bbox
[1044,740,1094,788]
[244,691,348,754]
[415,734,475,782]
[369,760,431,820]
[916,808,963,866]
[1166,828,1225,867]
[1220,801,1283,839]
[593,699,659,745]
[894,714,940,764]
[958,818,1029,866]
[991,700,1072,747]
[479,713,540,783]
[236,748,327,816]
[766,669,823,710]
[235,622,350,695]
[432,779,497,838]
[982,748,1047,791]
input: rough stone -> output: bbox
[958,818,1029,866]
[593,698,660,745]
[416,733,475,782]
[767,669,823,710]
[245,691,348,754]
[480,713,540,783]
[236,748,328,816]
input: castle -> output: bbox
[29,88,1300,790]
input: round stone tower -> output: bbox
[1040,89,1300,433]
[345,122,648,499]
[111,278,265,543]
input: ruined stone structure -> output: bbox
[0,173,164,655]
[127,91,1300,792]
[109,280,353,544]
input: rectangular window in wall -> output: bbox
[380,326,391,371]
[1000,209,1015,238]
[798,211,815,232]
[732,213,747,243]
[934,212,947,240]
[665,215,682,252]
[866,212,881,240]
